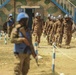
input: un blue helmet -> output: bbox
[17,12,29,22]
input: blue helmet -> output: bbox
[17,12,29,22]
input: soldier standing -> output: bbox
[47,16,54,45]
[54,15,63,47]
[7,14,14,37]
[32,12,43,46]
[43,14,52,44]
[63,14,73,48]
[11,12,37,75]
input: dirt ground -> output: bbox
[0,35,76,75]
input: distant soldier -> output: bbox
[47,16,54,45]
[32,12,43,46]
[7,14,14,37]
[43,14,51,36]
[63,14,73,48]
[51,16,57,44]
[43,14,52,44]
[54,15,63,47]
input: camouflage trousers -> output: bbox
[7,26,12,37]
[55,33,63,46]
[63,33,72,45]
[34,33,42,44]
[14,53,30,75]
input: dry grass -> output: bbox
[0,35,76,75]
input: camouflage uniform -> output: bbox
[54,20,63,47]
[63,19,73,46]
[47,20,54,44]
[43,19,49,35]
[32,17,43,44]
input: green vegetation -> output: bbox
[31,0,41,3]
[44,0,50,4]
[47,6,58,14]
[0,11,7,22]
[70,0,76,6]
[4,4,13,11]
[16,0,27,5]
[44,16,47,21]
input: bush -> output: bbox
[4,4,13,11]
[16,0,27,5]
[0,11,7,22]
[70,0,76,6]
[44,0,50,5]
[47,6,58,13]
[31,0,41,3]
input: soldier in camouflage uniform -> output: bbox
[11,12,37,75]
[43,14,51,35]
[53,15,63,47]
[43,14,52,44]
[32,12,43,45]
[63,14,73,48]
[46,16,54,45]
[51,17,57,43]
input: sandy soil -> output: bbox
[0,35,76,75]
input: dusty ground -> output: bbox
[0,35,76,75]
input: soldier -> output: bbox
[11,12,37,75]
[43,14,52,44]
[63,14,73,48]
[43,14,51,35]
[32,12,43,46]
[51,16,57,44]
[47,16,54,45]
[54,15,63,47]
[7,14,14,37]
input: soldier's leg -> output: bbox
[60,34,63,44]
[64,34,68,45]
[14,54,21,75]
[58,34,62,47]
[55,34,59,46]
[7,26,10,37]
[47,35,50,44]
[67,34,72,45]
[22,54,30,75]
[49,34,52,45]
[36,34,41,47]
[34,34,38,42]
[9,27,12,37]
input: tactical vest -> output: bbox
[14,30,31,54]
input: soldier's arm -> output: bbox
[32,19,35,31]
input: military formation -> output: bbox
[1,12,75,49]
[43,14,74,48]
